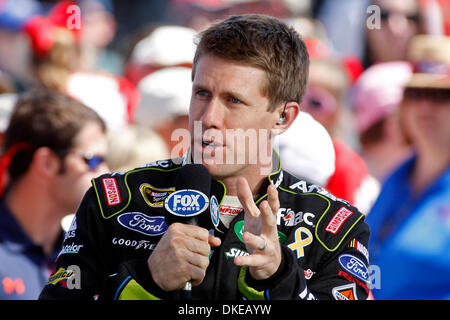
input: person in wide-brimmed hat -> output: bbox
[367,34,450,300]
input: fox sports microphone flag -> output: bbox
[163,164,212,299]
[164,164,212,227]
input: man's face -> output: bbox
[53,121,109,214]
[189,54,279,179]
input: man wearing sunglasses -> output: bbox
[0,89,109,299]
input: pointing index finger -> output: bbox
[236,177,260,217]
[267,183,280,214]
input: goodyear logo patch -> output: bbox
[140,183,174,207]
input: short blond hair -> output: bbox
[192,14,310,111]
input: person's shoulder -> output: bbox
[279,170,369,253]
[0,201,26,243]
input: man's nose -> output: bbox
[201,98,223,129]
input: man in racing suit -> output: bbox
[39,153,370,300]
[39,14,370,300]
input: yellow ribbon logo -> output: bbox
[288,227,313,258]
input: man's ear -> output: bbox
[272,101,300,135]
[30,147,62,178]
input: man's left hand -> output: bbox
[234,177,282,280]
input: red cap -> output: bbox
[22,1,81,58]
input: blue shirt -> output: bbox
[367,156,450,300]
[0,201,62,299]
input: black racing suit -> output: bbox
[39,155,371,300]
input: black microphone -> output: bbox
[164,164,213,299]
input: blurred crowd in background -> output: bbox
[0,0,448,300]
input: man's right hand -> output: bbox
[147,223,221,291]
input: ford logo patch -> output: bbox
[164,189,209,217]
[338,254,369,283]
[117,212,167,236]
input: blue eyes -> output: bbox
[195,90,242,105]
[230,97,241,104]
[196,90,210,98]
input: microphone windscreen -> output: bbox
[164,164,212,226]
[175,164,211,194]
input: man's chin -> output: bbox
[198,160,225,176]
[190,145,251,178]
[198,161,241,180]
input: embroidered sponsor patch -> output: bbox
[338,254,370,283]
[234,221,245,242]
[164,189,209,217]
[234,220,287,244]
[47,268,75,285]
[117,212,168,236]
[210,195,220,227]
[304,269,315,280]
[299,287,316,300]
[102,178,121,206]
[348,238,370,262]
[219,205,242,216]
[332,283,358,300]
[287,227,313,258]
[277,208,315,227]
[325,206,353,234]
[63,216,77,242]
[140,183,174,207]
[224,247,249,259]
[57,242,83,259]
[112,237,156,250]
[338,270,370,294]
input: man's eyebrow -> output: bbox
[192,84,209,92]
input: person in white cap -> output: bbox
[276,111,335,187]
[125,25,197,85]
[135,67,192,157]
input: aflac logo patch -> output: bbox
[164,189,209,217]
[117,212,167,236]
[338,254,370,283]
[210,195,220,227]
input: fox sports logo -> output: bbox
[164,189,209,217]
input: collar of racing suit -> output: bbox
[181,147,283,186]
[180,148,285,234]
[181,147,284,193]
